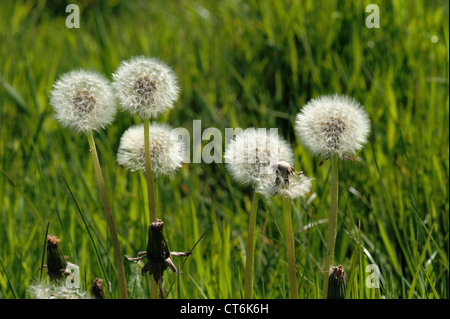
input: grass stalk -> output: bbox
[322,154,339,299]
[143,118,159,299]
[283,196,298,299]
[244,191,259,299]
[86,131,128,299]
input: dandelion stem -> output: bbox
[86,131,128,299]
[143,118,157,222]
[143,118,159,299]
[158,279,167,299]
[244,191,259,299]
[322,154,339,299]
[283,197,298,299]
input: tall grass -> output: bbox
[0,0,448,299]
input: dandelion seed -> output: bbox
[112,56,179,119]
[50,69,116,133]
[295,94,370,159]
[117,123,184,177]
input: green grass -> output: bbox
[0,0,448,299]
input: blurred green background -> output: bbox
[0,0,448,299]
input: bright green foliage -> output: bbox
[0,0,448,299]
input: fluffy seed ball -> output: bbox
[117,123,184,177]
[50,70,116,133]
[295,95,370,159]
[112,56,179,119]
[256,170,312,199]
[224,128,294,186]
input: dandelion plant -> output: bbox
[255,152,312,299]
[49,70,128,299]
[113,56,179,298]
[224,128,311,298]
[295,94,370,299]
[113,56,179,222]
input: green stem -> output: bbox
[144,118,157,223]
[143,118,159,299]
[283,196,298,299]
[322,154,339,299]
[87,131,128,299]
[244,191,259,299]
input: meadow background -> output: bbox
[0,0,448,299]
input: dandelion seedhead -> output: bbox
[224,128,312,199]
[224,128,294,187]
[256,161,312,199]
[117,123,184,177]
[50,69,116,133]
[112,56,179,119]
[295,95,370,159]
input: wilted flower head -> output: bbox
[224,128,312,198]
[295,95,370,159]
[327,265,348,299]
[112,56,179,119]
[50,69,116,133]
[125,219,191,298]
[91,278,106,299]
[45,235,68,282]
[117,123,184,177]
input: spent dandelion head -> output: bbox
[112,56,179,119]
[117,123,184,177]
[327,265,348,299]
[125,219,191,298]
[224,128,294,187]
[295,94,370,159]
[50,69,116,133]
[91,278,106,299]
[45,235,68,282]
